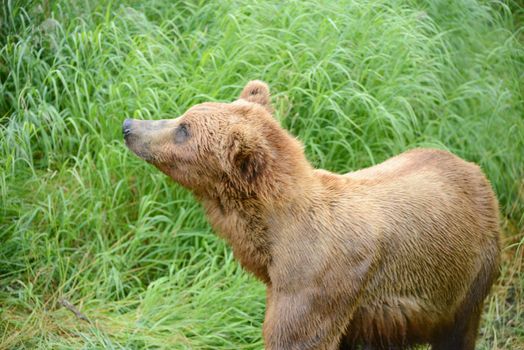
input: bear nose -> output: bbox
[122,119,132,138]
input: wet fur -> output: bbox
[124,81,501,350]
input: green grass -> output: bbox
[1,0,523,349]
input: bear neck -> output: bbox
[199,158,316,284]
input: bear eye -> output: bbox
[174,123,190,144]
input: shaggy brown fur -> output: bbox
[123,81,501,350]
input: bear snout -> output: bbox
[122,119,133,139]
[123,119,142,157]
[123,118,172,164]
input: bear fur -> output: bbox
[123,81,501,350]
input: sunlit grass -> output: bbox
[1,0,523,349]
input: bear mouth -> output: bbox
[133,149,156,163]
[124,135,156,163]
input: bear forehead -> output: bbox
[186,102,231,114]
[184,102,257,125]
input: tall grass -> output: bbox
[1,0,523,349]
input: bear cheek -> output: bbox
[157,162,179,179]
[156,162,193,189]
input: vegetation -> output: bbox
[1,0,522,348]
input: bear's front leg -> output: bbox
[263,287,351,350]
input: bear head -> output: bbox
[123,81,311,202]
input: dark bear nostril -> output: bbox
[123,119,132,137]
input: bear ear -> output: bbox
[224,124,268,184]
[239,80,272,113]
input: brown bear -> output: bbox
[123,81,500,350]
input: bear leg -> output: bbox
[431,303,483,350]
[263,289,351,350]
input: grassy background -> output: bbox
[1,0,523,349]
